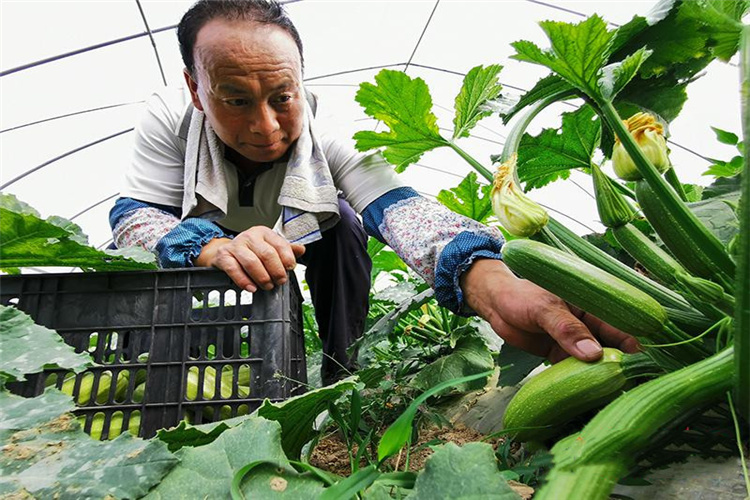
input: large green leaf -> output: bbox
[406,442,520,499]
[235,462,326,499]
[411,335,494,394]
[354,70,449,172]
[371,249,408,281]
[598,47,652,101]
[496,344,545,387]
[256,379,358,459]
[146,417,297,499]
[615,76,688,123]
[509,1,738,125]
[367,238,386,259]
[703,174,742,199]
[156,416,248,452]
[612,8,710,79]
[679,0,750,61]
[373,280,421,305]
[357,288,435,366]
[453,64,503,140]
[517,105,601,190]
[689,191,741,246]
[609,0,676,54]
[0,389,75,442]
[437,172,493,222]
[0,305,92,383]
[512,15,615,98]
[0,390,177,500]
[0,194,156,271]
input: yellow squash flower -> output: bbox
[612,112,670,181]
[491,153,548,237]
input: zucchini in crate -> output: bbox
[503,348,658,441]
[501,239,710,365]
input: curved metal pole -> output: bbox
[0,128,134,191]
[0,101,143,134]
[0,25,177,77]
[135,0,168,87]
[69,192,120,221]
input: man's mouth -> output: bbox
[250,141,278,148]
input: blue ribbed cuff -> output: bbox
[434,231,504,315]
[361,187,420,242]
[155,218,227,268]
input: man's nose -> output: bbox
[249,104,279,136]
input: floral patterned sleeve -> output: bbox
[110,197,227,268]
[361,187,504,314]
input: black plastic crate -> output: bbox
[1,268,307,439]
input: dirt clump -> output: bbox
[308,432,369,477]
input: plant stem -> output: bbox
[610,177,637,200]
[534,226,573,254]
[664,167,689,202]
[736,23,750,422]
[728,392,750,497]
[448,142,493,182]
[501,93,575,164]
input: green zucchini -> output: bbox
[635,180,735,291]
[534,435,627,500]
[612,223,685,288]
[534,346,734,500]
[591,163,636,228]
[62,370,129,405]
[503,239,669,337]
[502,239,710,366]
[612,223,731,320]
[546,218,696,314]
[78,411,141,440]
[503,349,657,442]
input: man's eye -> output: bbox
[225,99,249,107]
[274,95,292,104]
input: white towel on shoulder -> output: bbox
[181,93,339,244]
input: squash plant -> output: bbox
[352,0,749,497]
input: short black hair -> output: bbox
[177,0,304,77]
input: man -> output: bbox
[110,0,639,384]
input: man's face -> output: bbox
[185,19,305,164]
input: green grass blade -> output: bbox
[318,464,380,500]
[377,370,492,462]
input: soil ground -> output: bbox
[308,422,535,499]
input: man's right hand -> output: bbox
[194,226,305,292]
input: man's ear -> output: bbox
[183,69,204,111]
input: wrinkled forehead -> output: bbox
[193,19,302,78]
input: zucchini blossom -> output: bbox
[491,153,548,237]
[611,112,670,181]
